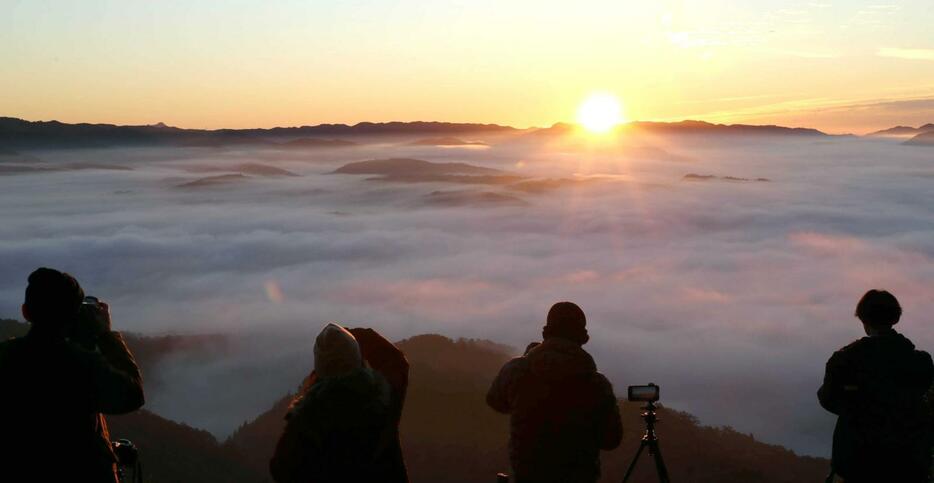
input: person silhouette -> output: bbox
[487,302,623,483]
[818,290,933,483]
[270,323,409,483]
[0,267,144,482]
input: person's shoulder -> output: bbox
[494,355,531,382]
[590,371,615,392]
[832,337,871,358]
[502,355,530,371]
[912,348,933,367]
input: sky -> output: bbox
[2,0,934,133]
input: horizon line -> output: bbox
[3,115,861,136]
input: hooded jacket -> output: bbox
[818,329,933,482]
[0,329,144,483]
[487,337,622,483]
[271,325,409,483]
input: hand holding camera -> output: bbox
[70,296,113,347]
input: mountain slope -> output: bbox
[905,131,934,146]
[108,410,264,483]
[227,334,829,483]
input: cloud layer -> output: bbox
[1,135,932,454]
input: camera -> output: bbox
[112,439,139,467]
[112,439,141,483]
[69,296,103,345]
[628,383,660,402]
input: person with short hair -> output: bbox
[0,267,144,482]
[487,302,623,483]
[819,290,933,483]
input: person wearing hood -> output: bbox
[487,302,623,483]
[818,290,933,483]
[270,323,409,483]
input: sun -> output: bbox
[576,92,625,133]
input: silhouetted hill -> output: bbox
[529,121,827,138]
[184,163,299,178]
[869,123,934,137]
[423,189,528,207]
[905,131,934,146]
[0,117,516,149]
[226,334,828,483]
[0,318,28,339]
[108,410,264,483]
[408,137,488,146]
[332,158,526,185]
[176,173,251,189]
[277,138,358,149]
[333,158,502,176]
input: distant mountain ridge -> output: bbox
[529,120,828,138]
[0,117,519,149]
[868,123,934,137]
[0,116,836,150]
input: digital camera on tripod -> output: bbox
[622,383,671,483]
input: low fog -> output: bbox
[1,131,932,457]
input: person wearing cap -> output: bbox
[270,323,409,483]
[486,302,623,483]
[818,290,933,483]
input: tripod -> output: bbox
[621,400,671,483]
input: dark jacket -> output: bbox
[270,328,409,483]
[818,329,933,482]
[0,329,145,482]
[487,337,623,483]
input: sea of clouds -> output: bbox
[1,132,931,456]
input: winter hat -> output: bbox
[542,301,589,345]
[314,323,363,378]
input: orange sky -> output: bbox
[3,1,934,134]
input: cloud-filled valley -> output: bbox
[1,128,932,457]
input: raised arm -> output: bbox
[83,302,144,414]
[487,357,525,414]
[349,328,409,417]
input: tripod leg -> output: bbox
[649,441,671,483]
[622,440,647,483]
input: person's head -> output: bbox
[542,301,589,345]
[855,289,901,332]
[22,267,84,336]
[314,323,363,378]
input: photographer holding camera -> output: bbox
[487,302,622,483]
[818,290,933,483]
[0,267,145,482]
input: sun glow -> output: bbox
[576,93,625,133]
